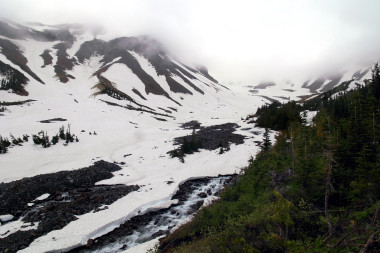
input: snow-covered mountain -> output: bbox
[0,19,374,253]
[0,20,261,253]
[0,20,226,110]
[0,19,372,114]
[234,66,372,104]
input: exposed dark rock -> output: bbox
[352,68,369,80]
[274,96,290,100]
[0,20,26,40]
[158,107,172,114]
[282,88,295,92]
[78,39,176,100]
[75,39,107,63]
[0,38,44,84]
[75,36,214,104]
[0,20,74,43]
[53,42,77,83]
[0,161,135,216]
[254,81,276,89]
[0,60,29,95]
[257,95,278,103]
[165,73,193,94]
[0,99,36,106]
[320,74,343,92]
[0,160,139,253]
[131,88,147,100]
[99,99,174,119]
[180,120,201,129]
[40,50,53,67]
[198,192,207,198]
[153,117,167,122]
[173,122,245,152]
[69,176,236,253]
[303,77,330,93]
[39,118,67,123]
[195,64,219,84]
[190,200,204,211]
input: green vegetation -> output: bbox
[33,125,78,148]
[170,128,203,163]
[0,135,11,153]
[158,64,380,252]
[0,134,28,153]
[0,125,79,152]
[255,100,302,130]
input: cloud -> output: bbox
[1,0,379,83]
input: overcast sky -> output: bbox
[1,0,380,83]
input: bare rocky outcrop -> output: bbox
[0,160,139,253]
[40,50,53,67]
[0,60,29,95]
[0,39,44,84]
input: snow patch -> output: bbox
[0,214,14,223]
[0,220,39,239]
[34,193,50,201]
[301,110,317,126]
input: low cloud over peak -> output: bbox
[1,0,379,83]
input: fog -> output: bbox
[1,0,380,84]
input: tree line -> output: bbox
[0,125,79,153]
[157,63,380,252]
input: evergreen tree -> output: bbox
[181,137,190,154]
[23,134,29,142]
[59,126,65,139]
[261,128,272,151]
[52,135,59,145]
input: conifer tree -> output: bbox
[52,135,59,145]
[261,128,272,152]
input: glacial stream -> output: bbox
[76,176,233,252]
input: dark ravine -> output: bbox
[69,175,236,253]
[0,161,139,253]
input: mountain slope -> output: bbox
[0,20,223,114]
[0,20,261,253]
[240,66,372,104]
[0,19,376,253]
[158,69,380,253]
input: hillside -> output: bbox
[240,67,372,104]
[157,65,380,252]
[0,20,262,253]
[0,18,378,253]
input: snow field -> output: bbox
[1,43,264,252]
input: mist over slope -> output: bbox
[0,20,260,253]
[0,19,377,253]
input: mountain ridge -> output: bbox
[0,19,377,253]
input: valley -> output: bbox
[0,19,375,252]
